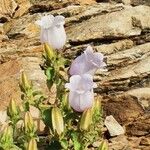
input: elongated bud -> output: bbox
[27,138,38,150]
[24,112,35,134]
[7,99,19,117]
[62,92,70,110]
[93,97,101,112]
[98,140,109,150]
[80,108,92,131]
[51,107,64,135]
[21,72,31,90]
[44,43,55,60]
[1,125,13,143]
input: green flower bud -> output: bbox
[62,92,70,110]
[27,138,38,150]
[95,98,101,109]
[7,99,19,117]
[51,107,64,135]
[93,96,101,113]
[98,140,109,150]
[44,43,56,60]
[0,125,13,144]
[24,112,35,134]
[21,72,31,90]
[80,108,92,131]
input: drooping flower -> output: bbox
[69,45,106,75]
[36,15,66,50]
[65,74,97,112]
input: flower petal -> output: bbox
[80,74,95,91]
[54,15,65,26]
[84,45,93,54]
[40,28,49,43]
[69,92,81,112]
[41,15,54,29]
[65,75,81,91]
[79,90,94,112]
[93,52,105,67]
[47,25,66,49]
[84,45,94,61]
[36,14,66,50]
[69,54,87,75]
[65,74,95,92]
[69,91,94,112]
[69,45,106,75]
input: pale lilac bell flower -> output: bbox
[36,15,66,50]
[69,45,106,75]
[65,74,97,112]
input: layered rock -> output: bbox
[0,1,150,149]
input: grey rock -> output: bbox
[67,5,150,43]
[127,88,150,110]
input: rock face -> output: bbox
[0,0,17,22]
[67,5,150,43]
[0,0,150,149]
[0,0,31,22]
[112,0,150,6]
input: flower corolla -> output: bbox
[65,74,97,112]
[69,45,106,75]
[36,15,66,50]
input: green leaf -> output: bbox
[45,67,55,81]
[47,80,54,90]
[10,145,22,150]
[42,108,52,128]
[32,90,43,97]
[60,139,68,149]
[71,132,81,150]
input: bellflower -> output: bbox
[69,45,106,75]
[36,15,66,50]
[65,74,97,112]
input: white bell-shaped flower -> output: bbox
[65,74,97,112]
[69,45,106,75]
[36,15,66,50]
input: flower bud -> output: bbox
[44,43,56,60]
[24,112,35,134]
[27,138,38,150]
[0,125,13,143]
[7,99,19,117]
[62,92,70,110]
[51,107,64,135]
[80,108,92,131]
[21,72,31,90]
[93,96,101,113]
[98,140,109,150]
